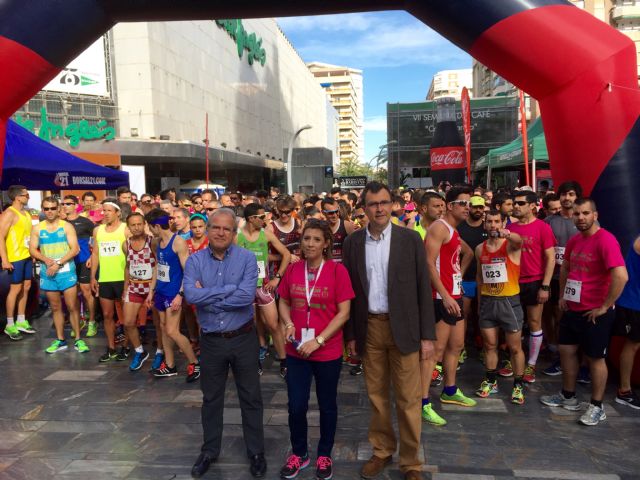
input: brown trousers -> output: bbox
[363,314,422,473]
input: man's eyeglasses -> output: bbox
[42,207,57,211]
[514,200,530,206]
[365,200,392,210]
[449,200,470,207]
[62,202,76,206]
[353,214,366,220]
[322,209,339,215]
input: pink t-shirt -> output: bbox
[564,228,625,311]
[278,260,355,362]
[510,219,556,282]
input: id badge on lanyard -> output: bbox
[303,261,324,343]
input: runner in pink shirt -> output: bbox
[508,191,556,383]
[541,198,627,426]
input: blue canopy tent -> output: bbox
[1,119,128,190]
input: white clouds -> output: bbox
[277,12,470,68]
[364,116,388,132]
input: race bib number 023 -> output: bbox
[482,262,507,284]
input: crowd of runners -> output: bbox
[1,180,638,479]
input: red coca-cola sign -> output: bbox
[430,146,465,171]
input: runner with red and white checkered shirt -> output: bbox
[122,212,157,371]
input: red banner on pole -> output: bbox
[518,89,530,186]
[461,87,472,182]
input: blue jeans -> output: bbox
[286,355,342,458]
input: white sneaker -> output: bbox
[540,392,581,411]
[579,403,606,426]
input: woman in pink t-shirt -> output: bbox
[277,218,355,479]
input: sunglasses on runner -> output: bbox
[449,200,470,207]
[250,214,267,220]
[279,209,293,215]
[514,200,530,206]
[42,207,57,211]
[322,209,339,215]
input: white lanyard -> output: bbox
[304,260,324,328]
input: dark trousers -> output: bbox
[286,355,342,458]
[200,329,264,458]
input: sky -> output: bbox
[277,11,472,164]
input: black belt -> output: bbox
[202,320,254,339]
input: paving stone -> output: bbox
[513,471,620,479]
[43,370,108,381]
[59,459,137,478]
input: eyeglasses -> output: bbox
[62,202,76,206]
[141,200,152,205]
[279,209,293,215]
[194,200,203,204]
[365,200,393,209]
[250,214,267,220]
[514,200,530,206]
[354,214,366,219]
[322,209,339,215]
[449,200,470,207]
[42,207,57,211]
[206,207,218,212]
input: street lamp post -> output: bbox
[287,125,312,194]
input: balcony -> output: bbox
[612,4,640,23]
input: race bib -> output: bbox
[99,241,120,257]
[24,237,30,249]
[130,262,152,280]
[157,263,170,282]
[563,278,582,302]
[452,273,462,296]
[482,262,507,284]
[257,260,266,279]
[301,328,316,345]
[56,260,70,273]
[554,246,565,266]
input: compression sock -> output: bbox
[443,385,457,396]
[590,399,603,408]
[422,397,430,407]
[528,330,544,365]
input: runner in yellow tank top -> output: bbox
[90,198,128,361]
[0,185,36,340]
[474,209,526,405]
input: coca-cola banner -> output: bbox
[430,146,466,185]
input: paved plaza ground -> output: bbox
[1,315,639,480]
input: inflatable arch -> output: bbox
[0,0,638,250]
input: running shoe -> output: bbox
[258,362,264,376]
[4,324,23,341]
[279,453,310,479]
[129,350,149,371]
[421,403,447,426]
[343,355,360,367]
[153,362,178,377]
[45,339,68,354]
[70,319,87,338]
[99,348,118,363]
[432,364,443,386]
[459,348,467,365]
[86,321,98,337]
[577,366,591,385]
[150,352,164,371]
[440,388,477,407]
[316,456,333,480]
[579,403,606,426]
[523,364,536,383]
[115,326,126,345]
[280,365,288,379]
[259,345,269,362]
[616,390,640,410]
[350,364,363,376]
[498,360,513,377]
[186,362,201,383]
[475,380,498,398]
[115,347,131,361]
[511,385,525,405]
[74,339,90,353]
[540,392,581,411]
[543,359,562,376]
[15,319,36,334]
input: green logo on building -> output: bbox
[216,19,267,67]
[14,107,116,148]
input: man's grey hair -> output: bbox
[207,207,237,232]
[159,199,173,207]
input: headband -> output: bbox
[102,201,121,211]
[190,213,207,223]
[148,215,170,226]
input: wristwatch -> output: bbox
[540,285,550,292]
[315,336,325,347]
[275,273,282,279]
[178,290,185,297]
[55,260,63,267]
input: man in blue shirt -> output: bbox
[184,207,266,478]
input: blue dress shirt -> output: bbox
[184,244,258,333]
